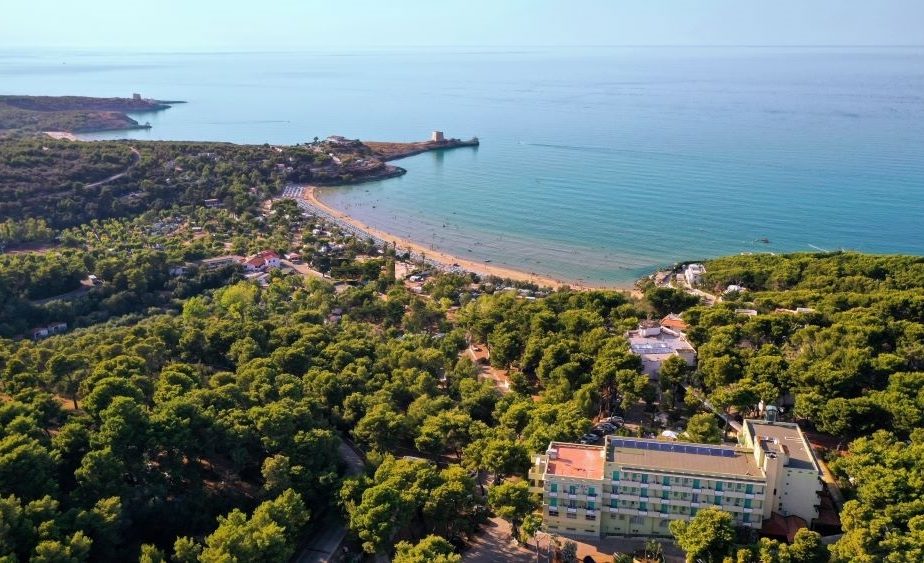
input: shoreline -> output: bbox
[303,186,637,293]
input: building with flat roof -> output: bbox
[684,263,705,287]
[528,419,822,539]
[626,323,696,378]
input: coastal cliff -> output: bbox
[306,134,478,185]
[0,95,181,135]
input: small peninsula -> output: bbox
[0,94,181,136]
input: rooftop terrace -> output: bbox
[546,443,604,480]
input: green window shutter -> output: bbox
[551,483,558,492]
[693,479,701,488]
[550,498,558,507]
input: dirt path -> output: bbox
[84,147,141,188]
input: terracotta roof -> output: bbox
[761,512,808,542]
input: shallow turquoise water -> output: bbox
[3,47,922,284]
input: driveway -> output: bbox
[294,440,366,563]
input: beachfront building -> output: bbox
[626,321,696,379]
[527,419,822,539]
[684,263,706,287]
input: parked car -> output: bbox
[596,423,617,433]
[579,434,601,444]
[605,416,625,425]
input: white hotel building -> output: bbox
[528,419,822,538]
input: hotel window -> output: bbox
[588,501,596,511]
[715,481,723,492]
[639,502,647,511]
[641,473,649,484]
[588,487,596,497]
[568,500,576,509]
[550,483,558,493]
[744,499,752,509]
[743,513,750,523]
[550,498,558,507]
[693,479,701,489]
[691,508,697,516]
[610,498,617,508]
[612,471,620,481]
[692,493,699,503]
[714,496,722,506]
[662,476,670,486]
[660,504,668,514]
[568,485,577,495]
[746,484,754,495]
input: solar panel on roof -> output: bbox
[610,438,739,458]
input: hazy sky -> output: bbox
[3,0,922,51]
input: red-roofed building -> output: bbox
[243,250,281,272]
[660,313,688,332]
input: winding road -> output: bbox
[84,146,141,188]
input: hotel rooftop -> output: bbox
[745,419,819,472]
[545,443,605,480]
[607,437,764,480]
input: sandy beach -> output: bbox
[44,131,78,141]
[305,186,635,293]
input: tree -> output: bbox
[138,543,166,563]
[520,512,543,548]
[487,480,535,539]
[645,287,700,317]
[198,489,309,563]
[669,506,735,563]
[788,529,828,563]
[685,413,723,444]
[393,535,461,563]
[559,540,578,563]
[0,435,58,501]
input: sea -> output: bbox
[3,47,923,286]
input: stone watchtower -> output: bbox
[431,130,445,142]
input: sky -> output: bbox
[2,0,922,51]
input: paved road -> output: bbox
[295,441,366,563]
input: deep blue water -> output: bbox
[2,47,923,285]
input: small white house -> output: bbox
[684,263,705,286]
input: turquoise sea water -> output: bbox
[2,47,923,285]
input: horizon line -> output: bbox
[2,43,923,53]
